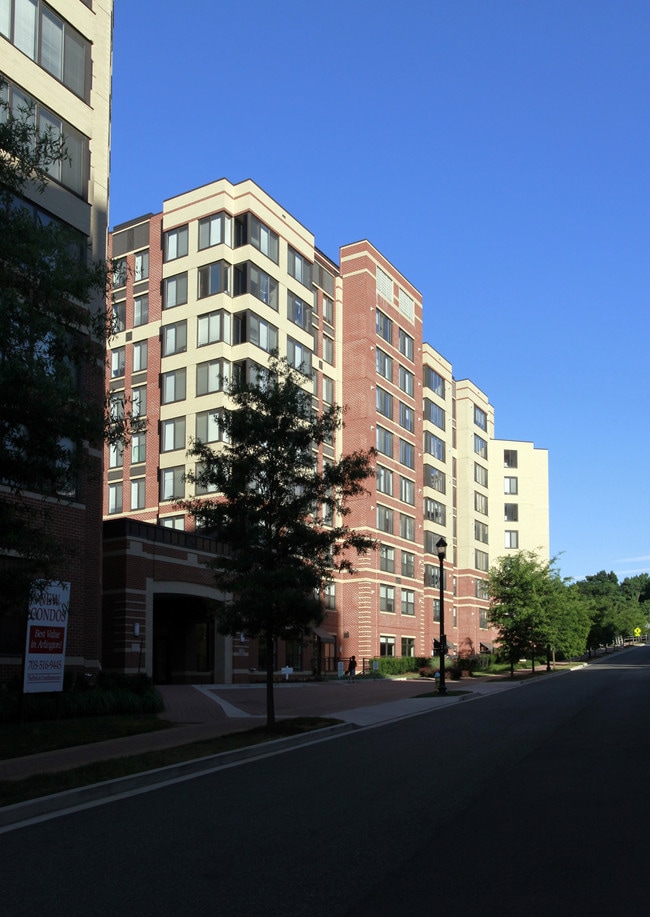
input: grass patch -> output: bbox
[0,717,341,809]
[0,715,172,760]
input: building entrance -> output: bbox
[152,593,215,684]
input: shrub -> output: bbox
[370,656,421,676]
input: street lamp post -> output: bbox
[436,536,447,695]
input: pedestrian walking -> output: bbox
[347,655,357,682]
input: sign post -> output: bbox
[23,581,70,694]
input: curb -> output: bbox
[0,722,355,831]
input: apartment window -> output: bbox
[161,417,186,453]
[162,368,186,404]
[475,578,489,600]
[108,442,123,469]
[504,503,519,522]
[130,478,145,510]
[401,637,416,657]
[474,405,487,430]
[198,212,231,249]
[398,329,414,361]
[235,214,279,262]
[164,273,188,309]
[400,513,415,541]
[1,2,91,100]
[161,466,185,501]
[424,399,445,430]
[376,266,392,303]
[322,335,334,365]
[395,367,413,399]
[376,464,393,496]
[111,347,125,378]
[322,376,334,405]
[288,247,312,287]
[379,544,395,573]
[134,295,149,327]
[401,551,415,578]
[401,589,415,616]
[424,465,446,493]
[376,348,393,382]
[324,583,336,610]
[425,531,447,556]
[287,292,311,330]
[131,433,146,465]
[376,387,393,420]
[504,449,518,468]
[112,301,126,333]
[399,439,415,469]
[505,531,519,549]
[399,402,415,433]
[474,463,488,487]
[423,498,444,525]
[161,516,185,531]
[162,320,187,356]
[197,310,231,346]
[164,226,188,261]
[433,599,441,623]
[377,505,394,534]
[474,435,488,459]
[198,260,230,299]
[479,608,488,629]
[504,476,518,495]
[380,584,395,613]
[107,482,122,514]
[196,410,226,444]
[132,341,148,372]
[376,309,393,344]
[196,358,229,396]
[475,520,489,543]
[380,635,396,657]
[287,338,313,374]
[322,296,334,325]
[400,476,415,505]
[112,258,127,288]
[134,250,149,282]
[423,366,445,397]
[109,392,124,422]
[424,432,445,462]
[234,262,278,309]
[424,564,440,588]
[376,426,393,458]
[475,549,489,572]
[474,491,488,515]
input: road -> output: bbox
[2,648,649,916]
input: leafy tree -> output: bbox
[0,87,123,618]
[182,356,376,728]
[575,570,647,653]
[487,551,557,675]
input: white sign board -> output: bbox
[23,581,70,694]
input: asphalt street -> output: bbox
[1,648,648,916]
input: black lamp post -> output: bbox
[436,536,447,695]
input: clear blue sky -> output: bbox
[109,0,650,584]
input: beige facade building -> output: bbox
[104,177,549,682]
[0,0,113,676]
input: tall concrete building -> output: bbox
[0,0,113,677]
[104,178,549,682]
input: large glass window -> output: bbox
[234,262,278,309]
[424,465,446,493]
[474,434,488,458]
[161,368,186,404]
[234,312,278,353]
[107,482,122,514]
[376,464,393,496]
[198,212,231,249]
[130,478,145,510]
[379,544,395,573]
[400,476,415,505]
[131,433,146,465]
[424,399,445,430]
[161,466,185,501]
[288,246,312,287]
[197,310,231,346]
[133,295,149,327]
[400,513,415,541]
[376,348,393,381]
[399,329,414,361]
[161,417,186,453]
[401,589,415,615]
[376,387,393,420]
[196,359,230,396]
[286,337,312,374]
[399,402,414,432]
[376,309,392,344]
[288,292,311,330]
[377,505,394,534]
[164,225,188,261]
[376,426,393,458]
[196,410,226,444]
[424,498,446,524]
[504,476,518,495]
[399,365,414,396]
[379,635,396,657]
[134,250,149,282]
[198,260,230,299]
[423,366,445,397]
[132,341,148,373]
[164,273,188,309]
[162,320,187,356]
[425,432,445,462]
[401,551,415,578]
[380,584,395,613]
[235,213,279,262]
[399,439,415,469]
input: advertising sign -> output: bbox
[23,581,70,694]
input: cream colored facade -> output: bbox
[489,438,550,562]
[1,0,112,267]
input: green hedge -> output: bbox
[0,674,164,723]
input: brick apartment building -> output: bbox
[104,178,549,683]
[0,0,113,679]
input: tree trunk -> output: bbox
[265,626,276,731]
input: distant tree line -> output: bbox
[486,552,650,675]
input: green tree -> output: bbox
[487,551,556,675]
[0,87,125,618]
[182,356,376,728]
